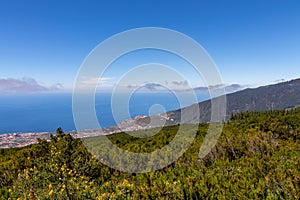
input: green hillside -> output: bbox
[1,108,300,199]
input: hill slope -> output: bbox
[165,78,300,124]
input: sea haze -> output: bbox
[0,92,209,134]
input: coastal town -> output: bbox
[0,114,176,148]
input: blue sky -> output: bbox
[0,0,300,93]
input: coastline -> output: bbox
[0,114,176,149]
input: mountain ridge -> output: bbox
[160,78,300,125]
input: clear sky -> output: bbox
[0,0,299,93]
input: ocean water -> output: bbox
[0,92,209,134]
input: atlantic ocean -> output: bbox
[0,92,209,134]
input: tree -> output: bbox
[56,127,65,138]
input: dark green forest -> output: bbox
[1,108,300,199]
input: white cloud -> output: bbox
[80,77,113,85]
[171,80,188,86]
[75,76,115,92]
[193,84,245,94]
[0,77,63,93]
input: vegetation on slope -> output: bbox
[1,108,300,199]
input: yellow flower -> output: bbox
[110,192,115,198]
[97,193,108,200]
[102,193,108,197]
[49,189,54,197]
[49,184,52,189]
[8,189,12,193]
